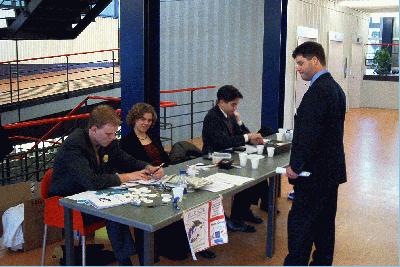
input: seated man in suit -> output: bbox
[202,85,268,232]
[49,105,164,266]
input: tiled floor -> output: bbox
[0,108,398,266]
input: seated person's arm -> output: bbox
[60,146,122,191]
[203,116,246,150]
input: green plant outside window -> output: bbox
[373,48,391,75]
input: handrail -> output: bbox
[0,48,120,64]
[10,136,62,145]
[24,96,120,154]
[4,108,121,130]
[4,113,91,130]
[160,85,216,94]
[365,43,399,46]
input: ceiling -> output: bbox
[337,0,399,13]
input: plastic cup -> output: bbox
[250,158,260,169]
[285,132,291,141]
[267,147,275,157]
[172,187,184,201]
[278,128,286,134]
[276,132,284,141]
[256,145,264,155]
[239,153,248,167]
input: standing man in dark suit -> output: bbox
[284,41,347,266]
[202,85,268,233]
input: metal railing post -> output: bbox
[24,154,28,181]
[8,62,13,103]
[35,148,39,181]
[66,56,70,96]
[112,50,115,87]
[15,40,21,121]
[5,158,10,184]
[190,90,194,139]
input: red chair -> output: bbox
[40,168,105,266]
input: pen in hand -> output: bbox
[149,163,165,178]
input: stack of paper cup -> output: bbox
[239,153,248,167]
[267,147,275,157]
[247,154,264,170]
[276,132,284,141]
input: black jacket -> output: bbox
[290,72,347,186]
[202,105,250,154]
[0,123,12,160]
[49,128,148,197]
[120,130,170,165]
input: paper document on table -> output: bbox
[66,191,131,209]
[66,191,98,201]
[206,173,254,186]
[201,180,235,192]
[136,179,161,185]
[245,145,257,154]
[275,167,311,177]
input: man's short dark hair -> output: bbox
[292,41,326,66]
[217,85,243,102]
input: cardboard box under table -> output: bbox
[0,182,62,251]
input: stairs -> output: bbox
[0,0,112,40]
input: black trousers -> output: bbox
[284,182,339,266]
[230,180,268,221]
[83,215,136,263]
[134,220,190,265]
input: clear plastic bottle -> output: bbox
[178,169,188,194]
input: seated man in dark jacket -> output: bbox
[202,85,268,233]
[49,105,164,266]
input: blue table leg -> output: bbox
[266,174,279,258]
[64,207,75,265]
[143,231,155,265]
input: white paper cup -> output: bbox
[172,187,184,201]
[267,147,275,157]
[285,132,291,141]
[276,132,284,141]
[256,145,264,155]
[278,128,286,134]
[250,158,260,169]
[239,153,248,167]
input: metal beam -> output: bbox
[120,0,160,137]
[261,0,288,131]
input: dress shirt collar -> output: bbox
[218,106,228,118]
[310,69,328,86]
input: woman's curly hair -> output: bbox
[126,103,157,128]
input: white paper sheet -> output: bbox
[206,173,254,186]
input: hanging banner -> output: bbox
[183,195,228,260]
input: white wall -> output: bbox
[160,0,265,141]
[283,0,370,128]
[360,80,398,109]
[0,17,119,63]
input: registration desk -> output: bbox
[60,151,290,265]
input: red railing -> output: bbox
[0,48,120,64]
[0,48,120,110]
[160,85,217,140]
[7,95,121,155]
